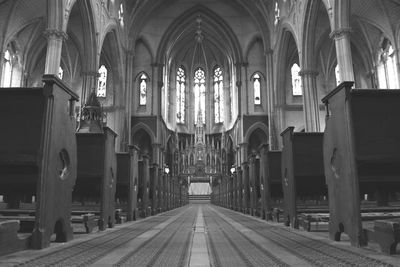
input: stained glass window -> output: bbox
[118,3,124,27]
[253,73,261,105]
[377,39,399,89]
[194,68,206,124]
[335,65,341,85]
[214,66,224,123]
[176,66,185,123]
[139,73,147,105]
[2,50,12,87]
[58,66,64,80]
[97,65,107,97]
[291,63,302,96]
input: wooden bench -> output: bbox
[259,144,283,220]
[71,214,96,233]
[322,82,400,247]
[0,75,78,250]
[0,216,35,232]
[75,91,117,231]
[0,220,29,256]
[366,218,400,255]
[0,211,98,234]
[280,127,326,229]
[116,146,140,221]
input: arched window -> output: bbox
[253,73,261,105]
[2,50,12,87]
[291,63,302,96]
[274,2,280,26]
[335,65,341,85]
[194,68,205,124]
[58,66,64,80]
[214,66,224,123]
[176,66,185,123]
[139,73,147,105]
[118,3,124,27]
[377,39,399,89]
[97,65,107,97]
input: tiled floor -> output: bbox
[0,204,399,267]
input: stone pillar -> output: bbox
[150,164,158,215]
[330,28,354,82]
[249,155,256,216]
[299,69,320,132]
[142,155,150,217]
[265,50,279,149]
[242,162,249,214]
[259,144,270,220]
[128,145,140,221]
[237,168,242,211]
[43,29,67,75]
[158,167,163,212]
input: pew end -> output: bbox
[322,81,400,247]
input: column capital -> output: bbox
[299,69,319,77]
[152,142,162,148]
[329,28,352,40]
[235,62,248,68]
[264,49,274,55]
[151,62,164,68]
[81,70,100,77]
[238,142,248,147]
[43,28,68,40]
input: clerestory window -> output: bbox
[139,73,147,105]
[97,65,107,97]
[176,66,186,123]
[377,39,399,89]
[194,68,206,124]
[291,63,302,96]
[214,66,224,123]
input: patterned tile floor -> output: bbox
[0,204,399,267]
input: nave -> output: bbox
[1,204,399,267]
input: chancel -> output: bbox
[1,0,400,265]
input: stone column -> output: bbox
[249,155,256,216]
[158,167,163,212]
[242,162,249,214]
[265,50,279,149]
[330,28,354,82]
[142,155,150,217]
[150,164,158,215]
[128,145,140,221]
[299,69,320,132]
[259,144,270,220]
[43,29,67,75]
[237,167,242,211]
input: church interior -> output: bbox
[1,0,400,265]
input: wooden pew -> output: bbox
[280,127,326,229]
[74,91,117,231]
[0,221,29,256]
[0,75,78,249]
[75,128,117,231]
[366,218,400,255]
[322,81,400,247]
[116,146,139,221]
[259,144,283,221]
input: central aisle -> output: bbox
[0,204,399,267]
